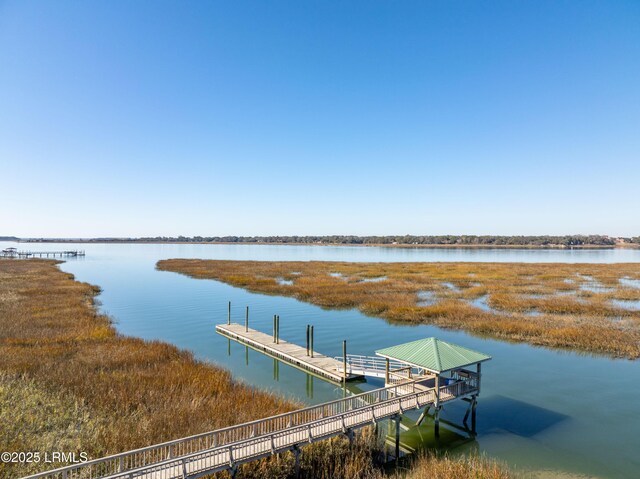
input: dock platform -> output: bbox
[216,323,363,383]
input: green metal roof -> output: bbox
[375,337,491,373]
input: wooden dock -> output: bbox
[24,324,483,479]
[0,249,85,258]
[24,375,479,479]
[216,323,362,383]
[24,315,486,479]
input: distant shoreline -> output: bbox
[4,239,639,249]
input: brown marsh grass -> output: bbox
[157,260,640,359]
[0,259,511,479]
[397,452,513,479]
[0,259,297,476]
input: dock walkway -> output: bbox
[25,376,477,479]
[216,323,363,383]
[24,322,482,479]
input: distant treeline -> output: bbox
[18,235,640,247]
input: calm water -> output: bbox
[3,242,639,478]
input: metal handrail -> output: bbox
[439,376,478,398]
[333,354,422,375]
[23,377,453,479]
[67,381,459,479]
[139,378,477,479]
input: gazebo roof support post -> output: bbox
[434,373,440,438]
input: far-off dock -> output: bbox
[1,247,85,258]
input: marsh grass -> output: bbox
[0,259,511,479]
[0,372,107,476]
[397,452,513,479]
[158,260,640,358]
[0,260,293,477]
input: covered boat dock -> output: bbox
[374,337,491,435]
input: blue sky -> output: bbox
[1,1,639,237]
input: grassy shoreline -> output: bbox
[0,259,297,477]
[157,259,640,359]
[0,259,511,478]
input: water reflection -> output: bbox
[306,373,314,399]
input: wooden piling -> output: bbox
[395,415,401,460]
[293,446,300,478]
[471,396,477,433]
[416,406,428,426]
[342,340,347,384]
[385,358,390,384]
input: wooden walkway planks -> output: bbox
[24,326,482,479]
[215,323,362,383]
[23,370,479,479]
[113,384,441,479]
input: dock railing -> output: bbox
[334,354,425,378]
[439,376,478,400]
[22,382,415,479]
[23,375,479,479]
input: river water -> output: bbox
[3,242,639,478]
